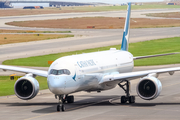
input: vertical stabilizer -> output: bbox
[121,3,131,51]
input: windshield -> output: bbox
[49,69,71,75]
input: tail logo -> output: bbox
[121,3,131,51]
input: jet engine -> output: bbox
[136,76,162,100]
[14,74,39,100]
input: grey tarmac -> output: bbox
[1,65,180,120]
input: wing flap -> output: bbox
[0,65,48,77]
[100,67,180,84]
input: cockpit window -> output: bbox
[49,69,71,75]
[52,70,57,75]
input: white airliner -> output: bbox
[0,3,180,112]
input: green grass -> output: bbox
[0,30,71,33]
[1,37,180,96]
[42,31,71,33]
[0,76,48,96]
[3,37,180,67]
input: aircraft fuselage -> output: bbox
[47,49,134,95]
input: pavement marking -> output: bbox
[0,92,50,101]
[66,99,109,111]
[164,82,180,88]
[109,98,180,113]
[0,95,16,100]
[24,112,57,120]
[131,106,180,113]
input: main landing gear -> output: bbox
[55,95,74,112]
[118,80,135,104]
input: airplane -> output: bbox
[0,2,180,112]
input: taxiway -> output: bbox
[1,9,180,63]
[1,65,180,120]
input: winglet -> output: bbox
[121,2,131,51]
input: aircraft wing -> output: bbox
[0,65,48,77]
[100,67,180,84]
[133,52,179,60]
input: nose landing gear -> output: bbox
[56,95,65,112]
[55,95,74,112]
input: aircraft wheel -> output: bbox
[67,96,74,103]
[57,105,60,112]
[121,96,127,103]
[129,96,135,103]
[61,105,65,111]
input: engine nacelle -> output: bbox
[14,74,39,100]
[136,76,162,100]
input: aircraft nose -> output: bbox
[47,75,66,95]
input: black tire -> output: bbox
[129,96,135,103]
[61,105,65,111]
[57,105,60,112]
[121,96,127,103]
[67,96,74,103]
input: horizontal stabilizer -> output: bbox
[133,52,179,60]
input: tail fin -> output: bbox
[121,3,131,51]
